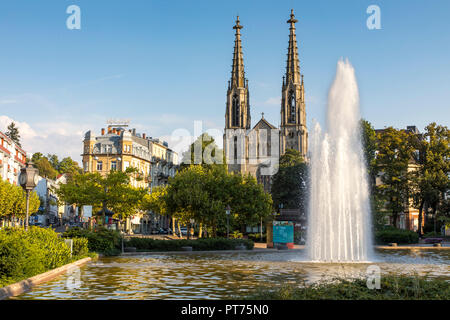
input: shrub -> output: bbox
[0,227,73,287]
[247,233,266,243]
[243,275,450,300]
[63,227,121,255]
[423,231,441,238]
[72,237,89,258]
[124,238,254,251]
[375,227,419,244]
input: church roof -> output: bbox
[252,114,277,130]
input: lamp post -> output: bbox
[225,205,231,239]
[19,161,39,231]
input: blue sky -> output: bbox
[0,0,449,162]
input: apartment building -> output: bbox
[0,131,27,185]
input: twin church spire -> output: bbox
[225,10,307,158]
[225,16,250,130]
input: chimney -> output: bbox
[143,133,146,139]
[101,128,105,135]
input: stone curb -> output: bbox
[0,257,92,300]
[120,245,450,256]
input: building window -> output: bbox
[232,94,240,127]
[97,161,103,171]
[111,161,117,171]
[289,91,296,123]
[83,162,88,172]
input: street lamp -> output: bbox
[225,205,231,239]
[19,161,39,231]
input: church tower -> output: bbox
[280,10,308,159]
[225,16,250,130]
[224,16,251,174]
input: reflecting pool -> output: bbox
[11,249,450,300]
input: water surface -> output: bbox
[11,249,450,300]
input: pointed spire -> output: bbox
[231,16,245,88]
[285,9,301,84]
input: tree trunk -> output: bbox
[424,201,429,226]
[432,206,437,233]
[392,212,398,229]
[199,223,203,239]
[417,200,424,236]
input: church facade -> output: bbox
[223,10,308,192]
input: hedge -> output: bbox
[243,275,450,300]
[375,227,419,244]
[63,227,121,255]
[124,237,254,252]
[0,227,73,287]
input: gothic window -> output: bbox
[288,91,296,123]
[232,94,240,127]
[233,136,237,162]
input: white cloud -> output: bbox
[0,115,88,163]
[0,99,18,105]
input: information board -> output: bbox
[273,221,294,243]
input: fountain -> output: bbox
[307,59,373,262]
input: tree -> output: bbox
[58,157,82,176]
[47,154,60,171]
[180,133,226,170]
[5,122,21,147]
[164,165,273,237]
[141,186,168,216]
[271,149,308,213]
[360,119,378,191]
[0,179,40,225]
[411,123,450,235]
[56,168,147,226]
[375,127,415,228]
[35,157,58,180]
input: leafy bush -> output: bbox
[243,275,450,300]
[63,227,121,255]
[0,227,73,287]
[230,231,244,239]
[375,227,419,244]
[247,233,266,243]
[124,238,254,252]
[72,237,89,258]
[423,231,441,238]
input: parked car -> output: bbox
[424,238,443,244]
[180,227,188,236]
[158,228,169,235]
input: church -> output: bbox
[223,10,308,193]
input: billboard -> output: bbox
[273,221,294,243]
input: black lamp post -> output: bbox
[19,161,39,231]
[225,205,231,239]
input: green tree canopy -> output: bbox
[271,149,308,213]
[375,127,415,227]
[55,168,147,223]
[180,133,226,170]
[163,165,272,237]
[5,122,21,147]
